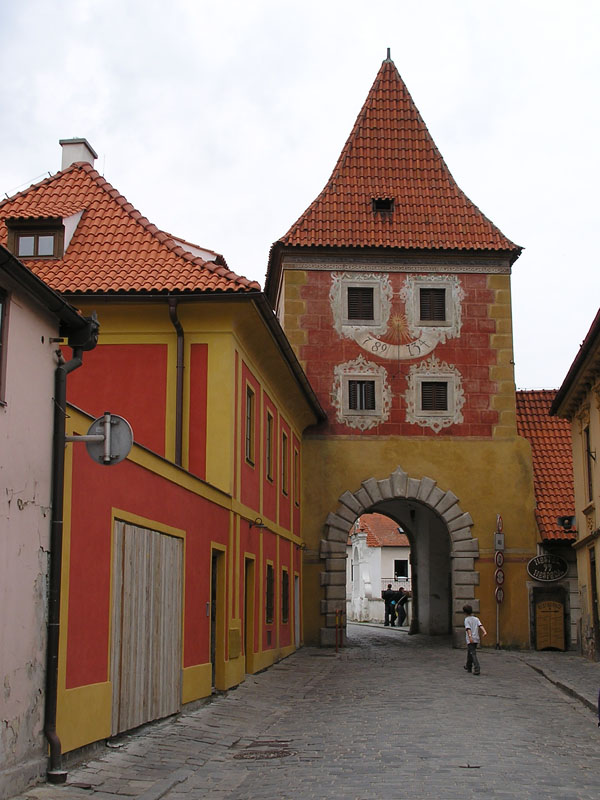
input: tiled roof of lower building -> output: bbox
[516,389,576,542]
[0,162,260,294]
[349,513,409,547]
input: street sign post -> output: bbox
[65,412,133,465]
[494,514,505,649]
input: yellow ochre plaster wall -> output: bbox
[301,435,538,648]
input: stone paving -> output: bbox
[12,623,600,800]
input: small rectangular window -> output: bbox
[394,559,409,580]
[266,563,274,624]
[585,426,594,503]
[281,431,289,495]
[266,411,274,481]
[421,381,448,412]
[281,570,289,623]
[293,448,300,507]
[372,197,394,212]
[349,380,376,411]
[347,287,374,321]
[419,288,446,322]
[6,219,64,260]
[17,232,58,258]
[245,386,255,464]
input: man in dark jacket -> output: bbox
[395,587,409,626]
[382,584,397,626]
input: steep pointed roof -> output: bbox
[516,390,576,542]
[0,162,260,294]
[275,55,520,257]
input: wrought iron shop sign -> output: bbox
[526,554,568,582]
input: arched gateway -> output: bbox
[318,466,479,647]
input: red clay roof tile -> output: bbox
[516,390,576,542]
[349,513,409,547]
[278,57,520,255]
[0,163,260,295]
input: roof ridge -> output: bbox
[73,163,260,291]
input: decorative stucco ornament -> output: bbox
[330,272,464,361]
[331,354,392,432]
[404,355,465,433]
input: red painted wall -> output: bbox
[188,343,208,479]
[65,440,229,689]
[299,271,499,437]
[67,343,168,455]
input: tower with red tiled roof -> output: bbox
[267,54,539,649]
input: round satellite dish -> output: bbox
[85,414,133,466]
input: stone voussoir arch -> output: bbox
[318,465,479,646]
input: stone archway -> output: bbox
[318,465,479,647]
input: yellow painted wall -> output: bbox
[301,434,538,647]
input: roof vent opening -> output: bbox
[372,197,395,213]
[59,138,98,170]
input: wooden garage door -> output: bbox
[111,521,183,735]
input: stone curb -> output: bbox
[518,658,598,716]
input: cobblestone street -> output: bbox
[14,624,600,800]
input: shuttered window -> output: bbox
[421,381,448,411]
[281,570,289,624]
[266,411,274,480]
[419,288,446,322]
[347,287,374,321]
[266,564,274,624]
[245,386,255,464]
[349,380,376,411]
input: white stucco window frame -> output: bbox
[400,274,464,344]
[330,273,392,338]
[332,355,392,431]
[405,356,465,433]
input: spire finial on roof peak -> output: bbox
[386,47,391,61]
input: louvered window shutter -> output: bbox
[420,288,446,321]
[421,381,448,411]
[349,380,376,411]
[347,287,374,320]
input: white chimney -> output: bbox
[59,138,98,170]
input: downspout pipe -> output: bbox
[168,298,184,467]
[45,347,84,782]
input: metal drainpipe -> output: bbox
[45,347,84,783]
[168,298,184,467]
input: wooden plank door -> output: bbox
[111,521,183,735]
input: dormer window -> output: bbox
[372,197,394,213]
[6,218,64,259]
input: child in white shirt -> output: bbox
[463,604,487,675]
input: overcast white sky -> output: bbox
[1,0,598,389]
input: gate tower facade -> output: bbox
[266,53,538,647]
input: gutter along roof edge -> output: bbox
[63,288,326,424]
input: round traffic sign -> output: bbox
[495,551,504,568]
[495,567,505,586]
[495,586,504,604]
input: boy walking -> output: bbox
[463,604,487,675]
